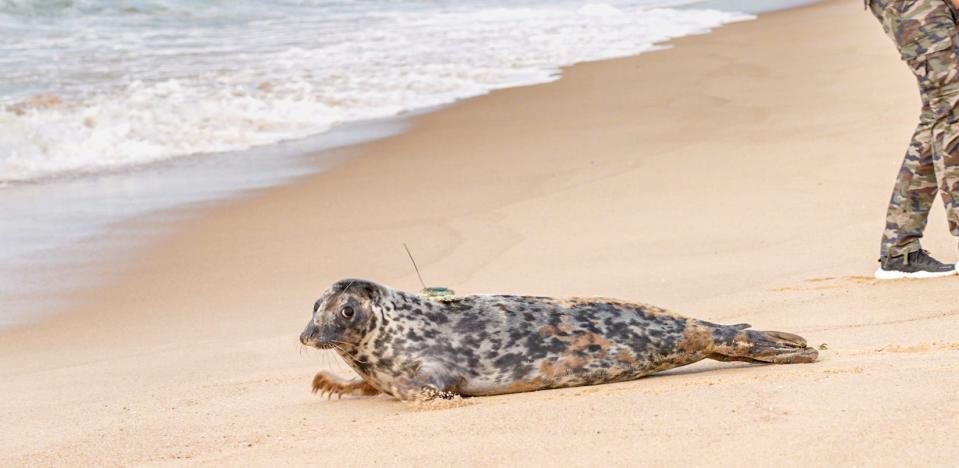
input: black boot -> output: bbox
[875,250,957,280]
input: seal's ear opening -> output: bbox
[358,282,382,302]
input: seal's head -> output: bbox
[300,279,384,350]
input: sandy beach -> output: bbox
[2,0,958,465]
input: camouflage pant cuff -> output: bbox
[884,242,922,258]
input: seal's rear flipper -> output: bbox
[708,327,819,364]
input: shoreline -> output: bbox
[4,0,959,465]
[0,0,793,329]
[0,115,408,326]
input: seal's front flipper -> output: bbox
[707,327,819,364]
[312,371,381,399]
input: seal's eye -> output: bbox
[340,306,355,320]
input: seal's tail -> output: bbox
[705,323,819,364]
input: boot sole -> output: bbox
[874,268,958,280]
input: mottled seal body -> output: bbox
[300,279,818,401]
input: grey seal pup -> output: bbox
[300,279,818,401]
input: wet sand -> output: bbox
[2,0,958,465]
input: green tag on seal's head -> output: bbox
[418,287,457,302]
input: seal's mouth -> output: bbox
[300,335,336,350]
[299,327,337,350]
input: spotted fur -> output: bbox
[300,279,818,401]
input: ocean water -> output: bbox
[0,0,817,325]
[0,116,405,326]
[0,0,758,182]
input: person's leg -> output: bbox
[928,51,959,243]
[880,114,936,258]
[870,0,958,277]
[871,0,952,257]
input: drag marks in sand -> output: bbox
[875,341,959,353]
[769,275,878,293]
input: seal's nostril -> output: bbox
[300,324,319,345]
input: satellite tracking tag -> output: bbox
[404,243,459,302]
[418,286,458,302]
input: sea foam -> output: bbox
[0,1,752,182]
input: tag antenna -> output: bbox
[403,243,428,290]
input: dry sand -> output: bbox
[2,0,958,465]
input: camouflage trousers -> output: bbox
[869,0,959,257]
